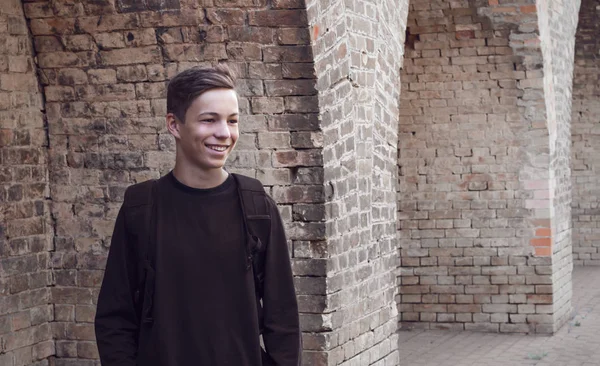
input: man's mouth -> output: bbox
[206,144,229,152]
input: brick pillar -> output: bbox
[305,0,408,364]
[537,0,580,332]
[398,0,578,334]
[0,0,54,364]
[571,0,600,266]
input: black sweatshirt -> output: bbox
[95,172,301,366]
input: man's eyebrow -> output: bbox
[198,112,239,117]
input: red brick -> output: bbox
[534,247,551,256]
[530,238,551,247]
[535,228,551,237]
[520,5,536,14]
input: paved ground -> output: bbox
[397,266,600,365]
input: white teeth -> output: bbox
[207,145,228,152]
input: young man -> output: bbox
[94,65,301,365]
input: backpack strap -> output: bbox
[123,179,157,325]
[232,174,271,300]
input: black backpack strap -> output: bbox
[123,179,157,325]
[141,180,157,324]
[232,174,271,300]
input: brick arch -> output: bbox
[397,0,578,334]
[571,0,600,265]
[22,0,321,362]
[0,1,54,365]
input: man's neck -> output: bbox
[172,164,229,189]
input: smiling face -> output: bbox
[167,88,239,175]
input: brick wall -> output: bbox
[537,0,579,332]
[22,0,322,363]
[0,0,592,363]
[0,0,54,365]
[572,0,600,265]
[397,0,576,334]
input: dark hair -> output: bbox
[166,64,236,123]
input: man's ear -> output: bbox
[166,113,181,140]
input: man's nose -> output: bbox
[214,120,231,140]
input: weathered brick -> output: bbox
[291,131,323,149]
[206,9,245,25]
[284,96,319,113]
[282,63,315,79]
[100,46,162,65]
[123,29,157,47]
[228,26,274,44]
[135,82,166,99]
[263,46,313,62]
[30,18,76,35]
[116,65,148,82]
[226,43,262,61]
[249,10,308,27]
[268,114,319,131]
[277,28,310,45]
[265,80,316,96]
[75,84,136,102]
[38,52,91,68]
[34,36,63,53]
[257,131,290,148]
[77,14,139,33]
[273,150,322,167]
[248,63,283,80]
[87,69,117,85]
[94,32,126,49]
[251,97,284,114]
[57,69,88,85]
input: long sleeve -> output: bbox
[261,197,302,365]
[95,206,139,366]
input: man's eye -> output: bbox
[229,120,238,124]
[201,119,215,123]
